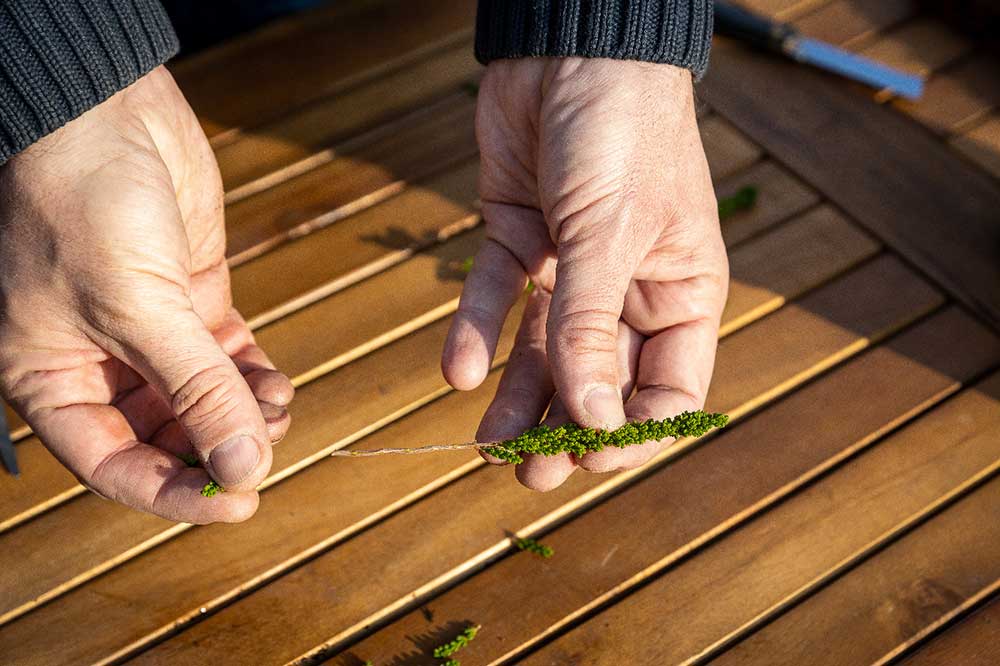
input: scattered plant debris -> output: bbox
[200,480,225,498]
[515,537,554,558]
[718,185,758,219]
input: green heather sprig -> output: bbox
[718,185,758,219]
[483,411,728,464]
[433,625,480,659]
[331,410,728,461]
[515,537,554,558]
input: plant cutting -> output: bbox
[330,410,728,463]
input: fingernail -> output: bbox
[210,435,260,486]
[584,385,626,429]
[259,402,288,423]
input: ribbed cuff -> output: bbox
[475,0,713,78]
[0,0,179,164]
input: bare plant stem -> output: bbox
[330,441,497,457]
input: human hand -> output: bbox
[0,66,293,523]
[442,58,728,490]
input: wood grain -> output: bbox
[699,38,1000,329]
[899,595,1000,665]
[2,404,27,443]
[224,97,478,266]
[524,367,1000,666]
[792,0,917,50]
[0,207,885,625]
[721,204,879,334]
[895,55,1000,136]
[319,307,996,666]
[120,256,943,666]
[951,114,1000,179]
[699,115,763,180]
[739,0,835,21]
[711,469,1000,666]
[171,0,476,138]
[215,40,479,196]
[231,160,479,327]
[857,18,971,78]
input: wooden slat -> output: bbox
[312,309,993,666]
[699,115,763,180]
[215,40,479,196]
[951,114,1000,180]
[231,160,479,327]
[720,204,879,334]
[900,596,1000,665]
[170,0,476,139]
[2,404,27,443]
[0,207,884,626]
[700,38,1000,329]
[894,56,1000,136]
[711,471,1000,666]
[524,367,1000,666]
[792,0,917,50]
[119,256,944,666]
[857,19,972,79]
[252,226,482,384]
[739,0,834,21]
[224,96,478,265]
[715,160,820,247]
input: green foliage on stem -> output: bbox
[515,537,554,558]
[718,185,758,219]
[484,410,728,465]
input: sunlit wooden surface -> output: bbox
[2,1,999,664]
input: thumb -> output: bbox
[547,223,634,431]
[116,304,272,492]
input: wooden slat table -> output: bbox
[2,1,999,664]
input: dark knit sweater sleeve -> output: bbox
[475,0,713,78]
[0,0,179,164]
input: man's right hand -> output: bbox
[0,66,292,523]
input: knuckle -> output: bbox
[551,307,619,357]
[171,365,242,430]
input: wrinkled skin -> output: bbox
[0,67,292,523]
[442,58,728,491]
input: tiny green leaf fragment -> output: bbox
[178,452,199,467]
[515,537,554,558]
[201,480,224,498]
[718,185,758,220]
[433,624,480,658]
